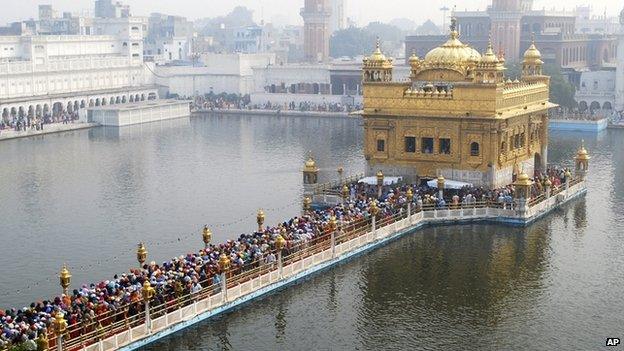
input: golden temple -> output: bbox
[361,19,555,188]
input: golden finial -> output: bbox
[136,243,147,267]
[303,196,312,211]
[369,199,379,216]
[329,215,338,231]
[202,226,212,247]
[376,170,384,186]
[141,280,155,301]
[59,264,71,294]
[437,175,446,189]
[275,234,287,251]
[342,184,349,200]
[256,209,265,231]
[406,187,414,202]
[53,311,68,337]
[218,253,231,272]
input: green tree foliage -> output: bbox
[330,27,377,58]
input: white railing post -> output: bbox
[331,229,336,258]
[145,301,151,334]
[278,251,283,278]
[221,272,228,303]
[372,216,377,240]
[407,203,411,223]
[57,335,63,351]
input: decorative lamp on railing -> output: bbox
[574,140,590,180]
[256,209,265,232]
[369,199,379,217]
[341,184,349,202]
[275,234,287,251]
[303,196,312,212]
[202,226,212,249]
[142,280,156,333]
[218,253,231,302]
[437,175,445,199]
[376,170,384,187]
[337,166,344,180]
[53,311,68,351]
[142,280,155,302]
[136,243,148,268]
[513,171,533,200]
[59,264,71,296]
[329,215,338,232]
[218,253,231,272]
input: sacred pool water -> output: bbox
[0,113,622,350]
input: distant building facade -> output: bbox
[406,0,617,74]
[300,0,332,63]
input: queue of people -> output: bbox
[0,111,79,134]
[0,174,570,350]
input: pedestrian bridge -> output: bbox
[47,179,586,351]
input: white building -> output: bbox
[575,69,616,113]
[0,16,158,123]
[153,53,275,97]
[330,0,346,34]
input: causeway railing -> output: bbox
[27,179,586,351]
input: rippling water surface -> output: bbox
[0,114,622,350]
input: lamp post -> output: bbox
[59,264,71,296]
[574,140,590,180]
[202,225,212,249]
[142,280,155,333]
[257,209,265,232]
[341,184,349,204]
[303,196,312,214]
[513,170,533,215]
[406,187,414,219]
[218,253,231,303]
[376,170,384,198]
[564,168,572,193]
[437,175,445,200]
[337,166,344,183]
[136,243,147,268]
[370,199,379,239]
[53,312,67,351]
[329,215,337,258]
[275,233,286,278]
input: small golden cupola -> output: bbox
[363,38,393,83]
[522,34,546,83]
[474,36,506,84]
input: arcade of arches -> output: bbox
[1,91,159,124]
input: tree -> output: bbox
[504,63,577,109]
[330,27,377,58]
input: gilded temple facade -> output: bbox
[362,20,555,188]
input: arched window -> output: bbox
[470,142,480,156]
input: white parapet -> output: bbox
[89,100,191,126]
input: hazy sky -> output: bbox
[1,0,622,26]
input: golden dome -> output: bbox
[424,18,481,65]
[480,38,499,64]
[424,34,481,64]
[514,171,533,187]
[303,152,318,172]
[576,141,590,161]
[364,38,393,67]
[409,51,420,66]
[523,36,543,64]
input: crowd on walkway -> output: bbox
[0,112,79,135]
[183,93,361,114]
[0,169,575,350]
